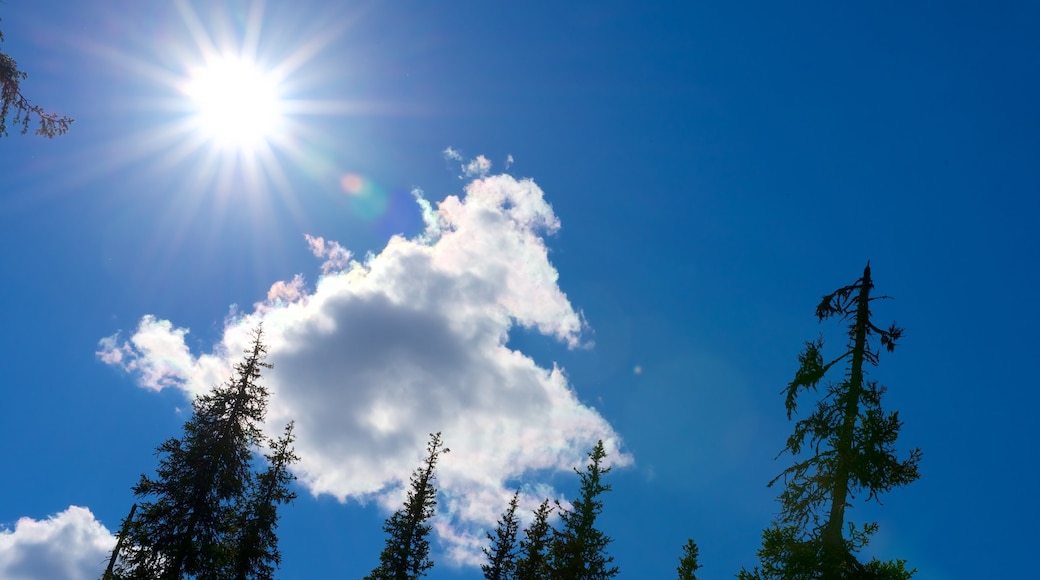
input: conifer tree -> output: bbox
[551,440,618,580]
[230,421,299,580]
[365,432,450,580]
[109,327,296,579]
[482,491,521,580]
[740,264,921,580]
[676,539,701,580]
[514,500,553,580]
[1,18,73,137]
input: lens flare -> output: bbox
[339,173,388,221]
[340,173,365,195]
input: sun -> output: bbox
[183,55,284,150]
[83,0,366,208]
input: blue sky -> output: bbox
[1,1,1038,578]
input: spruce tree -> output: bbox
[740,264,921,579]
[482,491,521,580]
[365,432,449,580]
[676,539,701,580]
[514,500,553,580]
[230,421,299,580]
[109,327,296,579]
[551,440,618,580]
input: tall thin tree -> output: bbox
[740,264,921,579]
[551,440,618,580]
[365,432,450,580]
[230,421,299,580]
[482,491,521,580]
[514,499,553,580]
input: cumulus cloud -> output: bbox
[98,172,628,564]
[0,506,116,580]
[97,316,228,393]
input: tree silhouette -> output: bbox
[482,491,521,580]
[229,421,299,580]
[365,432,449,580]
[514,499,553,580]
[740,263,921,579]
[551,440,618,580]
[108,327,296,579]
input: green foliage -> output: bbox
[737,524,915,580]
[676,538,701,580]
[514,499,553,580]
[550,440,618,580]
[741,264,921,579]
[365,432,449,580]
[0,20,73,137]
[483,491,521,580]
[108,327,297,580]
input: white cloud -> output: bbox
[304,234,354,274]
[444,147,496,179]
[443,146,463,161]
[266,274,307,305]
[464,155,492,178]
[411,188,442,242]
[97,316,228,394]
[0,506,116,580]
[98,172,629,564]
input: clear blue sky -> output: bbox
[2,1,1038,578]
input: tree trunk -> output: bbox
[820,264,872,578]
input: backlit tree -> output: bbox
[551,440,618,580]
[740,264,921,579]
[108,327,296,579]
[483,491,521,580]
[365,432,450,580]
[229,421,299,580]
[514,500,553,580]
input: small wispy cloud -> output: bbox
[444,147,496,179]
[443,146,463,162]
[411,188,442,242]
[304,234,354,274]
[463,155,492,178]
[266,274,307,305]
